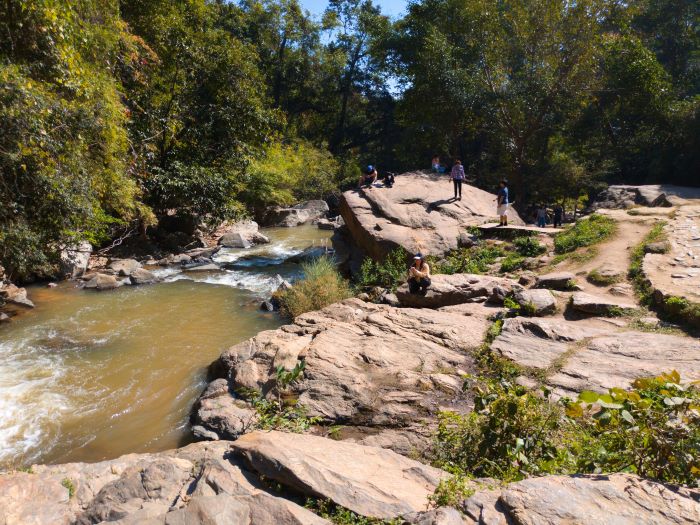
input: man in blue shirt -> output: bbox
[496,180,509,226]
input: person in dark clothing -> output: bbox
[408,253,431,294]
[450,160,465,200]
[496,180,509,226]
[381,171,395,188]
[358,165,377,188]
[553,204,563,227]
[536,204,547,228]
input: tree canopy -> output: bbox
[0,0,697,279]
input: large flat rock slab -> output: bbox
[339,171,523,260]
[0,441,329,525]
[550,331,700,396]
[491,317,700,395]
[462,473,700,524]
[231,431,448,519]
[643,205,700,304]
[197,299,491,446]
[396,273,516,308]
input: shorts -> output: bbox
[497,203,509,216]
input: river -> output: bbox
[0,225,331,469]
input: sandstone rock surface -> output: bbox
[461,473,700,525]
[129,268,159,285]
[263,200,329,227]
[492,317,700,395]
[59,241,92,278]
[339,172,523,261]
[107,258,142,277]
[231,431,447,519]
[396,274,515,308]
[0,441,329,525]
[83,273,123,291]
[512,286,556,316]
[570,291,636,315]
[196,299,493,447]
[592,184,700,210]
[535,272,575,290]
[642,205,700,305]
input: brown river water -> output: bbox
[0,225,331,469]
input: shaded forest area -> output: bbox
[1,0,698,280]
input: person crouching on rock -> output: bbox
[408,253,431,294]
[358,165,378,188]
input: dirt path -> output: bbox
[554,208,669,304]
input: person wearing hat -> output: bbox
[358,165,378,188]
[407,253,431,294]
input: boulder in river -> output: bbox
[263,200,329,227]
[217,220,270,247]
[107,258,142,277]
[129,268,160,285]
[59,241,92,279]
[0,283,35,308]
[338,171,524,261]
[83,273,122,291]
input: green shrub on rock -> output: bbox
[357,248,408,291]
[430,372,700,489]
[513,236,546,257]
[276,256,352,318]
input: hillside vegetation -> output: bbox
[1,0,698,280]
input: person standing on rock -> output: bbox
[450,160,465,200]
[496,180,509,226]
[408,253,431,294]
[536,204,547,228]
[553,204,563,228]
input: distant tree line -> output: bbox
[0,0,697,280]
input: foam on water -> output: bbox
[0,224,332,467]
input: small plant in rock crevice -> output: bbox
[305,499,402,524]
[357,247,408,291]
[61,478,75,499]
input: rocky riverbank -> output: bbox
[3,182,700,524]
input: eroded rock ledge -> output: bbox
[1,432,698,525]
[193,297,500,453]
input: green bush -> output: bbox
[242,140,340,214]
[431,245,504,275]
[513,236,546,257]
[554,214,616,254]
[431,372,700,487]
[357,248,408,291]
[276,256,352,318]
[500,253,525,273]
[567,371,700,484]
[432,379,572,481]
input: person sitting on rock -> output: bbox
[495,180,509,226]
[358,165,378,188]
[431,155,445,174]
[381,171,395,188]
[408,253,431,294]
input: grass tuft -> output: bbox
[275,256,352,318]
